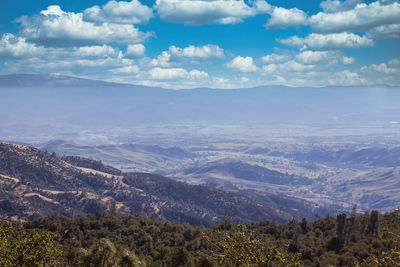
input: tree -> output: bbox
[336,213,347,248]
[82,238,145,267]
[203,225,302,267]
[300,218,308,235]
[0,222,62,267]
[367,210,379,237]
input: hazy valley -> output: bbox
[33,136,400,215]
[1,74,400,220]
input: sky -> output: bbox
[0,0,399,89]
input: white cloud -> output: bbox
[274,75,286,83]
[358,59,400,85]
[280,60,315,72]
[278,32,374,50]
[169,45,225,59]
[83,0,153,24]
[265,7,307,29]
[389,58,400,67]
[125,44,146,58]
[260,68,369,87]
[260,53,290,64]
[148,67,208,80]
[189,69,210,79]
[261,64,277,73]
[261,60,314,75]
[150,51,172,67]
[4,56,136,75]
[0,34,45,59]
[361,62,399,75]
[295,50,354,65]
[148,44,225,67]
[214,77,232,87]
[154,0,271,25]
[111,65,140,74]
[0,34,121,60]
[342,56,355,65]
[320,0,361,13]
[256,50,368,86]
[226,56,258,72]
[16,5,152,47]
[366,23,400,39]
[74,45,120,58]
[240,77,249,83]
[0,34,139,79]
[295,51,332,64]
[309,1,400,33]
[332,70,367,85]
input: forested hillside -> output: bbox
[1,209,399,266]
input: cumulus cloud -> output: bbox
[256,49,364,86]
[295,50,354,65]
[320,0,361,13]
[150,51,172,67]
[74,45,120,58]
[214,77,232,86]
[4,56,136,76]
[125,44,146,58]
[154,0,271,25]
[295,50,332,64]
[358,58,400,85]
[342,56,355,65]
[111,65,140,74]
[16,5,152,47]
[389,58,400,67]
[169,45,225,59]
[278,32,374,50]
[0,34,121,60]
[309,1,400,33]
[361,62,399,75]
[0,34,45,59]
[260,67,369,87]
[83,0,153,24]
[279,60,315,72]
[0,33,139,79]
[148,44,225,67]
[366,23,400,39]
[265,7,307,29]
[148,67,208,80]
[260,53,290,64]
[226,56,258,72]
[331,70,367,85]
[261,64,277,73]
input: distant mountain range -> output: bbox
[0,141,325,225]
[1,74,399,127]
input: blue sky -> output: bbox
[0,0,399,88]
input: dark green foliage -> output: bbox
[0,222,62,266]
[203,225,302,266]
[12,209,400,266]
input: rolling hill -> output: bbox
[0,141,319,225]
[182,158,312,185]
[39,139,195,173]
